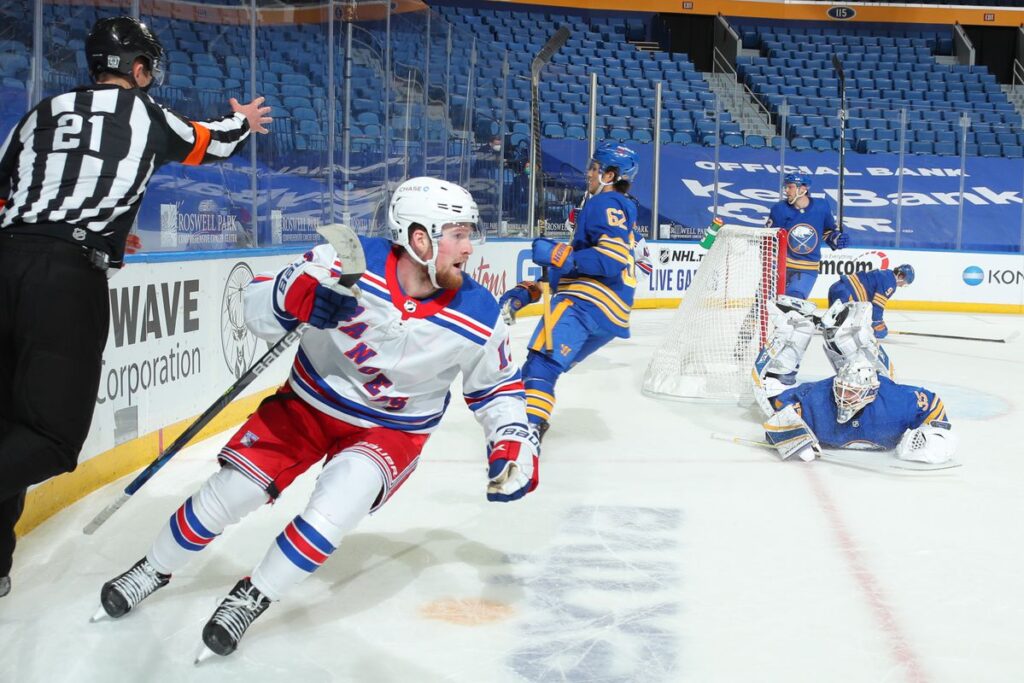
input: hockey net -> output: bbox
[642,226,787,403]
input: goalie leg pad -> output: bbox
[764,306,816,376]
[252,456,382,600]
[148,465,269,575]
[821,302,888,374]
[764,405,820,462]
[896,420,957,464]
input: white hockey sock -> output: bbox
[147,465,269,575]
[251,455,382,601]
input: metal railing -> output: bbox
[711,46,773,134]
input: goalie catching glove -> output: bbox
[764,404,820,462]
[896,420,957,464]
[498,281,542,325]
[486,423,540,502]
[276,259,361,330]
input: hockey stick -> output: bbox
[889,329,1019,344]
[529,27,569,353]
[527,25,570,233]
[540,267,555,353]
[831,54,846,236]
[83,224,366,535]
[710,433,961,473]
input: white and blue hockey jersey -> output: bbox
[243,236,527,441]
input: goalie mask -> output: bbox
[832,359,881,424]
[387,177,482,288]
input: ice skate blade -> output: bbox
[194,644,219,666]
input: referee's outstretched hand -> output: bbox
[230,97,273,135]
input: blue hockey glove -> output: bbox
[825,230,849,250]
[531,238,575,271]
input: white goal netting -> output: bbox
[642,226,787,403]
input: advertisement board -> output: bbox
[79,252,297,466]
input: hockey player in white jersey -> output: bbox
[94,177,539,659]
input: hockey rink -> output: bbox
[2,307,1023,682]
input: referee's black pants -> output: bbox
[0,234,109,575]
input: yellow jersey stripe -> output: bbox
[560,278,630,312]
[786,259,819,271]
[593,245,631,265]
[925,400,946,423]
[529,299,573,352]
[849,274,868,301]
[525,390,555,410]
[559,282,630,327]
[596,235,632,257]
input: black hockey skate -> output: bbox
[98,557,170,618]
[200,578,271,657]
[536,420,550,443]
[0,575,10,598]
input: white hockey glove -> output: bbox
[486,424,540,502]
[896,420,957,464]
[764,404,820,462]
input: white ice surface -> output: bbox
[2,308,1024,682]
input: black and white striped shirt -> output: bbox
[0,84,251,266]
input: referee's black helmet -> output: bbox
[86,16,164,89]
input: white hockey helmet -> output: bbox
[832,359,881,424]
[387,176,481,287]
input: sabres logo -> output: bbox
[788,224,819,255]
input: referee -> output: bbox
[0,16,271,597]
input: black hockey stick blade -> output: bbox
[831,54,845,83]
[531,26,570,78]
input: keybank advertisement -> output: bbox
[542,140,1024,252]
[80,253,296,466]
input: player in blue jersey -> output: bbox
[499,141,643,440]
[828,265,914,339]
[766,172,848,298]
[763,359,956,464]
